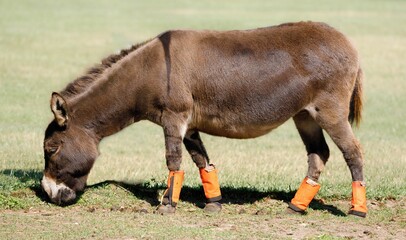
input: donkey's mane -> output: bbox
[61,39,151,100]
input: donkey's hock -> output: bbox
[42,21,366,216]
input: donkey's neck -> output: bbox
[68,41,161,139]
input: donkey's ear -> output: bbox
[50,92,69,127]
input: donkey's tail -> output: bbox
[349,68,363,127]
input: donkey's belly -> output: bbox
[194,117,287,139]
[191,92,302,139]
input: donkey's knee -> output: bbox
[165,136,183,171]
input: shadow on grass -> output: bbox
[0,169,49,202]
[0,169,43,184]
[87,180,346,216]
[1,169,346,216]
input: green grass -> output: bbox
[1,0,406,238]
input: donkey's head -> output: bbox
[41,93,99,205]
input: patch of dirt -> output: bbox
[1,198,405,239]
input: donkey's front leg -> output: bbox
[156,113,188,214]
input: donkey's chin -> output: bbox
[41,175,77,205]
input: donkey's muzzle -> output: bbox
[41,175,77,205]
[54,187,76,205]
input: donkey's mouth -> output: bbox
[41,175,76,205]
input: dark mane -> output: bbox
[61,39,151,99]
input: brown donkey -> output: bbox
[41,21,367,217]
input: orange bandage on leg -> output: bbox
[349,181,367,217]
[289,177,321,212]
[199,164,222,202]
[162,170,184,207]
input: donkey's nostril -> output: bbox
[50,188,76,206]
[60,188,76,204]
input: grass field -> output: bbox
[1,0,406,239]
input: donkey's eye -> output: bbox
[48,146,60,156]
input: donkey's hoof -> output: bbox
[156,204,176,215]
[204,202,222,213]
[286,203,306,215]
[348,210,367,218]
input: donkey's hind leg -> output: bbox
[183,130,222,212]
[289,111,330,213]
[318,118,367,217]
[294,111,330,181]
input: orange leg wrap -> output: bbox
[289,177,321,212]
[162,170,184,207]
[199,165,222,202]
[349,181,367,217]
